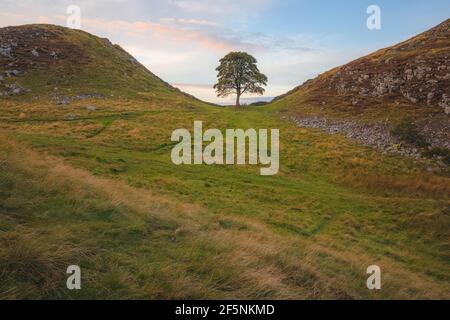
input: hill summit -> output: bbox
[0,24,186,101]
[277,19,450,114]
[274,19,449,156]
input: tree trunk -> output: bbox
[236,92,241,107]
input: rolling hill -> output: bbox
[0,24,196,102]
[0,24,449,299]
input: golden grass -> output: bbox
[341,172,450,199]
[1,132,449,299]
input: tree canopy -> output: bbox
[214,52,267,107]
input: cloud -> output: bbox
[168,0,272,17]
[159,18,221,27]
[57,15,247,52]
[0,0,364,103]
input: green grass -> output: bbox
[1,95,449,299]
[1,24,449,299]
[1,24,185,103]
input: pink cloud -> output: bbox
[36,16,51,24]
[70,17,236,52]
[1,11,255,53]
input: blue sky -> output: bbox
[253,0,449,47]
[1,0,449,103]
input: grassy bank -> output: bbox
[0,97,449,299]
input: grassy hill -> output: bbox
[0,24,196,102]
[0,24,449,299]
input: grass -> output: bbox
[0,23,449,300]
[0,95,449,300]
[1,24,184,103]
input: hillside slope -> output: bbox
[273,19,450,156]
[0,24,192,101]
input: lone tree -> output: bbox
[214,52,267,107]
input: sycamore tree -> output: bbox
[214,52,267,107]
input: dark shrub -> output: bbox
[423,148,450,166]
[391,120,429,148]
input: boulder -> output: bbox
[31,48,40,57]
[0,47,12,57]
[5,70,20,77]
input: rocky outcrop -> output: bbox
[276,19,450,116]
[328,55,449,114]
[325,19,450,113]
[286,115,449,163]
[275,19,450,159]
[51,93,105,105]
[287,115,401,151]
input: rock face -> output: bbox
[276,19,450,113]
[287,115,400,150]
[51,93,105,105]
[286,115,449,161]
[319,19,450,113]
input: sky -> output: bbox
[1,0,449,104]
